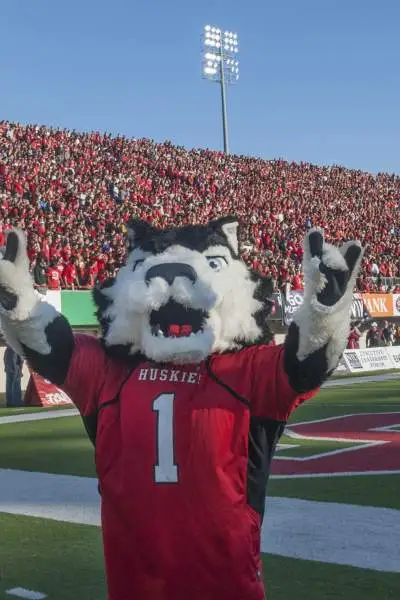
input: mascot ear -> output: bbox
[126,219,153,250]
[211,216,240,255]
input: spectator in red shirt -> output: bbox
[47,259,62,290]
[63,258,79,289]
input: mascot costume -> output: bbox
[0,217,362,600]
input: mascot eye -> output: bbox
[133,259,145,271]
[206,256,227,271]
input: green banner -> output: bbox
[60,291,97,327]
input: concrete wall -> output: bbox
[0,333,368,394]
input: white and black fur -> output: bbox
[0,219,362,394]
[93,217,274,364]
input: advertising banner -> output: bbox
[392,294,400,317]
[24,370,74,407]
[388,346,400,369]
[362,294,394,318]
[281,291,304,325]
[342,347,397,372]
[280,291,370,326]
[334,356,350,373]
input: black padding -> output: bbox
[247,416,286,520]
[317,263,349,306]
[0,286,18,310]
[308,231,323,259]
[284,322,333,392]
[344,244,362,276]
[21,315,75,385]
[3,232,19,263]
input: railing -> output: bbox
[364,276,400,291]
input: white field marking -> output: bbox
[275,443,298,451]
[6,588,47,599]
[1,469,399,574]
[270,469,400,479]
[0,469,100,527]
[263,496,400,573]
[278,412,400,462]
[278,424,387,462]
[274,441,386,462]
[288,410,400,428]
[370,424,400,433]
[323,372,400,387]
[0,409,78,425]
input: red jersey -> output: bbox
[63,263,77,285]
[46,267,61,290]
[63,335,316,600]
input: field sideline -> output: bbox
[0,374,399,599]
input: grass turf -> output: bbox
[0,513,399,600]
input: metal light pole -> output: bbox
[202,25,239,154]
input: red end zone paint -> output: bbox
[272,412,400,477]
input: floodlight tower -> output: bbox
[202,25,239,154]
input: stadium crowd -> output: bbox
[0,121,399,292]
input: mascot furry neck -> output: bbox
[0,216,362,600]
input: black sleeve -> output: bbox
[283,322,332,393]
[21,315,75,386]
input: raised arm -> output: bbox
[283,228,363,393]
[0,230,74,385]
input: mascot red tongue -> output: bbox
[0,216,363,600]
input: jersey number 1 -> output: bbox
[153,393,179,483]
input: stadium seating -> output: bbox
[0,121,399,292]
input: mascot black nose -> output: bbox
[145,263,197,286]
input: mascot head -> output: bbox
[94,216,273,364]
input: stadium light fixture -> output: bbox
[202,25,239,154]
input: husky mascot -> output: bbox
[0,217,362,600]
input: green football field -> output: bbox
[0,376,399,600]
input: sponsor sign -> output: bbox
[24,370,73,407]
[334,356,350,373]
[351,293,369,320]
[393,294,400,317]
[388,346,400,368]
[342,347,396,372]
[281,291,304,325]
[362,293,394,318]
[280,291,370,326]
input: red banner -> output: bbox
[24,370,73,407]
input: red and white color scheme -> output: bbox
[273,412,400,477]
[24,369,73,407]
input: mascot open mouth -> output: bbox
[150,299,207,338]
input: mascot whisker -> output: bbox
[0,216,363,600]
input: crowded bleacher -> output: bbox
[0,120,399,293]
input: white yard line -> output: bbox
[0,409,78,425]
[324,372,400,387]
[264,496,400,574]
[0,468,399,574]
[0,469,100,526]
[6,588,47,599]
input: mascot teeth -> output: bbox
[149,300,206,338]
